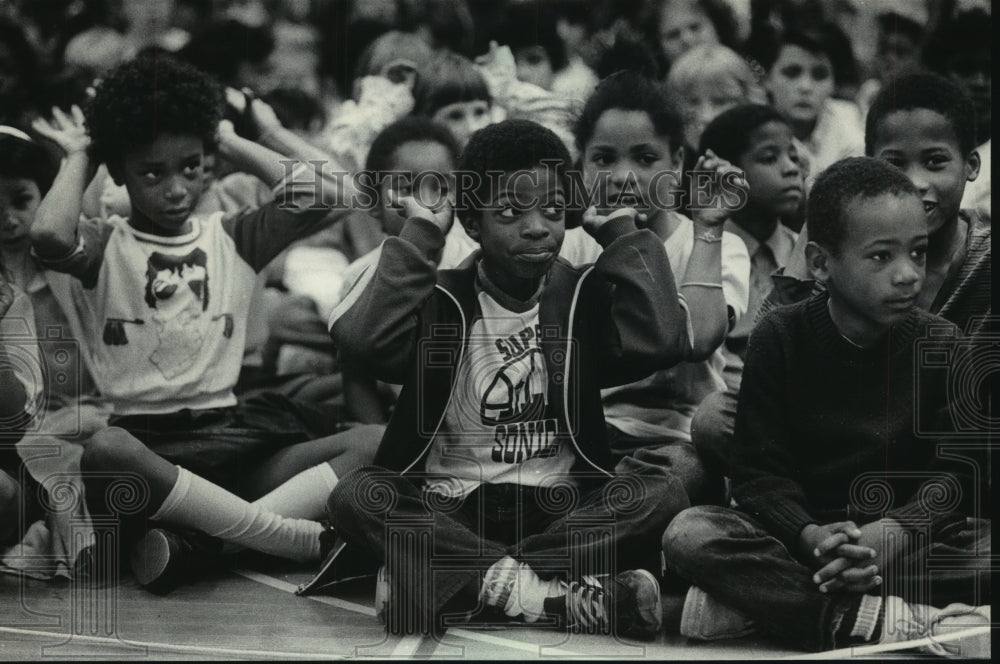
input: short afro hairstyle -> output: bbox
[457,119,571,228]
[574,71,683,153]
[865,72,977,157]
[364,117,461,206]
[807,157,918,256]
[922,9,991,76]
[698,104,788,164]
[0,131,58,195]
[85,54,224,168]
[412,52,491,118]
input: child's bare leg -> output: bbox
[243,424,384,499]
[81,426,179,510]
[82,427,321,561]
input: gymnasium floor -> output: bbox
[2,558,987,660]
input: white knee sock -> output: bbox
[151,467,322,562]
[252,463,338,520]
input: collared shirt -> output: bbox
[723,219,798,344]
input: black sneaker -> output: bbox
[129,528,224,594]
[546,569,663,640]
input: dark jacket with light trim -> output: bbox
[298,213,692,596]
[329,214,693,480]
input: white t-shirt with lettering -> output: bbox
[424,285,575,499]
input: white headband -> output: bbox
[0,126,33,142]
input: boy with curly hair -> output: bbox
[30,54,374,589]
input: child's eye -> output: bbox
[810,66,831,81]
[911,245,928,262]
[541,204,565,220]
[871,251,891,262]
[499,206,521,219]
[757,151,778,164]
[142,171,160,181]
[780,65,804,79]
[591,154,612,167]
[13,196,32,209]
[925,155,950,169]
[638,153,659,166]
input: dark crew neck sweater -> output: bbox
[731,292,977,550]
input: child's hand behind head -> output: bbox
[31,105,90,156]
[475,41,517,82]
[389,188,453,235]
[691,149,747,227]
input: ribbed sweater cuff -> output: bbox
[398,216,447,261]
[764,501,818,550]
[592,215,638,247]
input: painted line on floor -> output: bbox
[235,568,585,657]
[0,625,344,660]
[234,568,376,617]
[785,624,992,659]
[446,628,584,657]
[390,635,426,657]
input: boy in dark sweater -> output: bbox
[315,120,737,638]
[662,157,990,656]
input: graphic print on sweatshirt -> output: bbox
[427,288,576,498]
[142,249,213,379]
[480,331,558,463]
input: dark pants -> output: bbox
[608,424,724,507]
[330,463,689,633]
[689,390,737,479]
[109,391,346,495]
[662,505,992,652]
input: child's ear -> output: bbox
[965,149,982,184]
[672,144,685,169]
[462,212,482,242]
[804,241,831,283]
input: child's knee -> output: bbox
[691,391,737,471]
[326,465,384,526]
[661,505,731,563]
[354,424,385,458]
[81,427,144,473]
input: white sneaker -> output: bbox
[375,565,389,626]
[882,596,991,658]
[680,585,755,641]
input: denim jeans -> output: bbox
[607,424,722,506]
[689,390,737,479]
[329,463,689,633]
[662,505,992,652]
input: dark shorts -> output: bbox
[109,391,347,493]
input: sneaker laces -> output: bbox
[563,575,609,631]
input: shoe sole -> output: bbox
[375,567,389,626]
[130,529,173,589]
[628,569,663,639]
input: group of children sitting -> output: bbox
[0,15,992,657]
